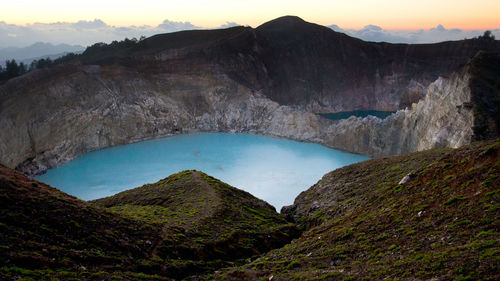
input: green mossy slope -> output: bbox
[219,140,500,280]
[91,170,299,270]
[0,168,297,280]
[0,165,164,280]
[2,140,498,280]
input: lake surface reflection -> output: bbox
[36,133,369,209]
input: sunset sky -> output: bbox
[2,0,500,30]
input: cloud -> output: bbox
[217,22,240,29]
[156,20,200,31]
[0,19,203,48]
[1,19,499,49]
[327,24,500,43]
[73,19,107,30]
[327,24,343,32]
[114,27,134,33]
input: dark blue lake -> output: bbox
[35,133,369,209]
[320,110,395,120]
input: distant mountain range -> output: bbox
[1,18,498,52]
[0,42,84,65]
[328,24,500,44]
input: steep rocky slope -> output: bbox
[0,167,297,280]
[317,51,500,156]
[253,17,496,111]
[1,16,499,175]
[219,139,500,280]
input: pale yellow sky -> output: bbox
[2,0,499,29]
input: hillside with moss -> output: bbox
[91,170,299,269]
[1,140,499,280]
[0,168,297,280]
[218,139,500,280]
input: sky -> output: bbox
[0,0,499,49]
[3,0,500,29]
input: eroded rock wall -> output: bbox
[0,61,476,175]
[1,17,496,175]
[315,67,474,157]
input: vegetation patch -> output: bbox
[0,167,298,280]
[217,139,500,280]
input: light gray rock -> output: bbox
[0,62,477,176]
[315,67,474,157]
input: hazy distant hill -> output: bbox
[0,42,84,65]
[328,24,500,44]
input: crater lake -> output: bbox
[35,133,369,209]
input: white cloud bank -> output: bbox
[1,18,498,49]
[328,24,500,44]
[0,19,241,48]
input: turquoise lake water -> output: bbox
[35,133,369,209]
[320,110,395,120]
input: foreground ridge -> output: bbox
[219,139,500,280]
[1,140,498,280]
[0,168,298,280]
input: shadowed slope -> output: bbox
[0,164,163,280]
[468,51,500,140]
[0,168,297,280]
[91,170,299,264]
[219,139,500,280]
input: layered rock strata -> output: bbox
[0,61,477,175]
[0,17,498,175]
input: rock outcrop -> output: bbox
[317,60,475,156]
[316,51,500,156]
[1,16,499,175]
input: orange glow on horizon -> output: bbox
[1,0,499,31]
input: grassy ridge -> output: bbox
[1,140,498,280]
[0,168,297,280]
[92,170,299,267]
[219,140,500,280]
[0,165,163,280]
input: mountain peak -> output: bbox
[257,15,308,29]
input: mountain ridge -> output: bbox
[1,16,499,175]
[0,42,84,68]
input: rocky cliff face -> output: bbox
[316,62,475,156]
[315,52,500,157]
[0,60,478,175]
[0,17,499,175]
